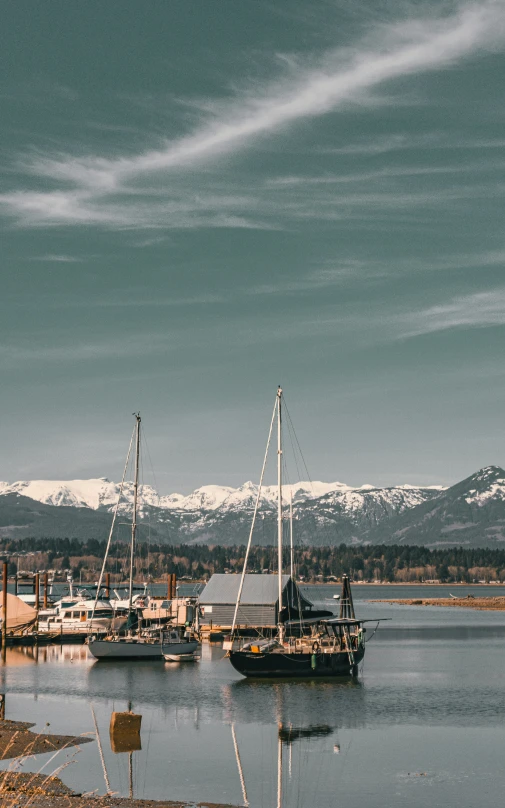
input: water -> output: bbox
[2,585,505,807]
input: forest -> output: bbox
[3,537,505,584]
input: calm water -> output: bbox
[2,585,505,807]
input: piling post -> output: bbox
[105,573,111,600]
[14,572,18,597]
[43,572,48,609]
[35,573,40,613]
[0,693,5,720]
[172,573,177,598]
[167,573,171,600]
[2,562,7,658]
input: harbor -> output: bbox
[2,589,505,807]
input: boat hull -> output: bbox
[228,647,364,678]
[88,639,162,660]
[164,651,199,662]
[161,640,199,660]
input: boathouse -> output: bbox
[198,574,314,630]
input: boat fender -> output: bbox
[312,641,320,653]
[311,654,317,670]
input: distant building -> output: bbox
[198,573,314,630]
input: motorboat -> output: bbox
[161,627,199,661]
[38,597,116,635]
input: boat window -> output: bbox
[161,601,170,609]
[64,612,72,618]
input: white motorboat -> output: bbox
[161,628,199,661]
[110,584,149,613]
[39,597,115,635]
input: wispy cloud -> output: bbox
[319,133,505,156]
[245,262,371,295]
[398,288,505,338]
[0,2,504,229]
[265,164,489,187]
[0,332,176,368]
[31,254,84,263]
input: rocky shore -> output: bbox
[4,795,238,808]
[0,718,240,808]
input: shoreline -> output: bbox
[0,720,240,808]
[369,597,505,610]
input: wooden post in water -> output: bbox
[43,572,48,609]
[2,562,7,658]
[34,573,40,613]
[105,573,110,599]
[172,573,177,598]
[14,572,18,597]
[167,573,172,600]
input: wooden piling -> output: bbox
[109,711,142,753]
[105,572,111,599]
[43,572,48,609]
[14,572,18,597]
[2,562,7,655]
[34,573,40,613]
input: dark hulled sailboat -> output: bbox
[227,388,369,679]
[228,576,366,678]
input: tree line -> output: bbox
[3,537,505,583]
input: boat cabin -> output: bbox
[38,598,114,634]
[142,596,197,626]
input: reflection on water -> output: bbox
[277,724,334,744]
[5,644,89,665]
[2,603,505,807]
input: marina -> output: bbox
[2,589,505,808]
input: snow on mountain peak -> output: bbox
[465,466,505,506]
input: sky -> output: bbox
[2,0,505,494]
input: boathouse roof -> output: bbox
[199,573,313,608]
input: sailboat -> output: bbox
[228,387,376,678]
[88,414,163,660]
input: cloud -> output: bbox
[0,332,176,368]
[0,2,504,229]
[32,254,84,263]
[398,288,505,338]
[319,133,505,156]
[265,164,488,187]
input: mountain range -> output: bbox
[1,466,505,547]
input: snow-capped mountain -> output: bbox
[0,478,161,511]
[0,476,441,515]
[3,467,505,546]
[369,466,505,547]
[0,474,445,546]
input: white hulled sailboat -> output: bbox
[88,414,163,660]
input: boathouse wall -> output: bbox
[202,603,277,628]
[198,573,313,630]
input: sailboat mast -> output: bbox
[277,387,283,631]
[128,413,141,612]
[289,491,294,580]
[277,723,283,808]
